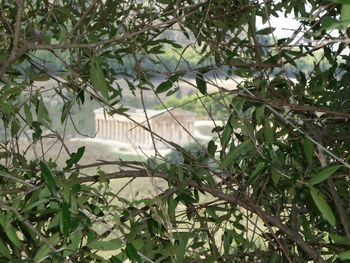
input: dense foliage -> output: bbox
[1,0,350,262]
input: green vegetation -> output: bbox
[1,1,350,263]
[154,93,231,119]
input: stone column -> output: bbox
[96,119,99,138]
[106,120,109,140]
[114,121,117,141]
[100,119,104,138]
[116,121,119,141]
[171,123,175,141]
[121,122,124,142]
[141,129,145,147]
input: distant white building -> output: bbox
[94,107,196,149]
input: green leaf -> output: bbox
[90,58,109,99]
[131,239,144,250]
[264,119,274,143]
[125,242,141,261]
[0,239,11,258]
[61,101,72,124]
[37,99,51,125]
[0,100,13,114]
[65,146,85,170]
[23,198,48,212]
[40,161,57,197]
[308,165,342,185]
[221,140,253,168]
[207,140,217,157]
[110,255,123,263]
[220,124,233,145]
[33,234,60,262]
[330,234,349,245]
[0,213,21,249]
[24,103,33,126]
[255,105,265,124]
[310,186,336,226]
[195,73,207,95]
[87,238,123,251]
[246,162,266,185]
[3,222,22,248]
[156,80,172,94]
[60,202,70,238]
[341,4,350,22]
[271,167,281,186]
[338,250,350,260]
[32,74,50,81]
[256,27,275,35]
[303,137,314,164]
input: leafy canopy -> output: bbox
[1,0,350,262]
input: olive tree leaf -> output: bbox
[61,101,73,124]
[308,165,342,185]
[40,161,57,197]
[0,239,11,258]
[303,137,314,164]
[338,250,350,260]
[24,103,33,126]
[65,146,85,170]
[156,80,173,94]
[246,162,266,185]
[341,4,350,22]
[90,58,109,99]
[310,186,336,226]
[0,100,13,114]
[125,242,141,261]
[195,72,207,95]
[221,140,253,169]
[60,202,70,238]
[0,213,22,249]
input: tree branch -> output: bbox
[237,93,350,119]
[0,0,25,79]
[69,169,325,262]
